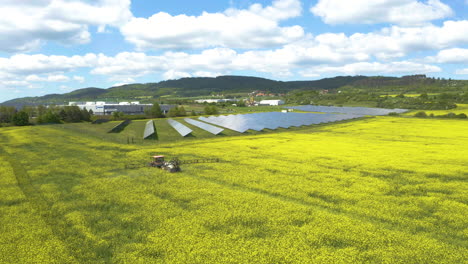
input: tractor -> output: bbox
[149,155,181,173]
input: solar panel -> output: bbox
[167,119,193,137]
[199,116,244,133]
[184,118,224,135]
[143,120,155,139]
[198,116,210,122]
[108,119,131,133]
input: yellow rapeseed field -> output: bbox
[0,116,466,263]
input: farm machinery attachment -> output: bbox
[125,155,221,173]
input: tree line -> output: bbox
[0,105,92,127]
[109,103,219,121]
[286,90,465,110]
[145,103,218,118]
[413,111,467,119]
[1,103,222,127]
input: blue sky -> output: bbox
[0,0,467,102]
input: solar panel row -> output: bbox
[143,120,155,139]
[167,119,193,137]
[288,105,407,115]
[199,112,363,133]
[184,118,224,135]
[108,119,131,133]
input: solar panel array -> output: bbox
[184,118,224,135]
[288,105,407,115]
[167,119,193,137]
[143,120,155,139]
[199,112,362,133]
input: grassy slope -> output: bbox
[0,117,467,263]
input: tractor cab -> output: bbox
[150,155,165,168]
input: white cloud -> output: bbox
[0,54,97,75]
[73,76,85,83]
[25,74,70,82]
[47,74,70,82]
[89,46,441,80]
[92,52,166,78]
[426,48,468,63]
[47,0,132,27]
[163,70,192,80]
[455,68,468,74]
[1,80,30,87]
[90,49,244,80]
[313,21,468,60]
[193,71,223,78]
[212,21,468,71]
[1,21,464,86]
[243,0,302,21]
[0,0,132,52]
[112,77,136,87]
[311,0,453,26]
[25,75,44,82]
[298,71,320,78]
[120,0,304,50]
[90,49,243,79]
[0,53,97,101]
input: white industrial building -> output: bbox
[258,100,285,106]
[68,101,174,115]
[194,99,238,103]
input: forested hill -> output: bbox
[1,75,366,107]
[2,75,466,107]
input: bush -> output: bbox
[38,110,61,124]
[167,107,179,117]
[112,111,125,120]
[178,106,187,116]
[147,103,165,118]
[0,106,16,123]
[433,112,466,119]
[445,112,456,118]
[204,105,219,115]
[388,112,399,116]
[12,111,30,126]
[167,106,187,117]
[414,111,427,118]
